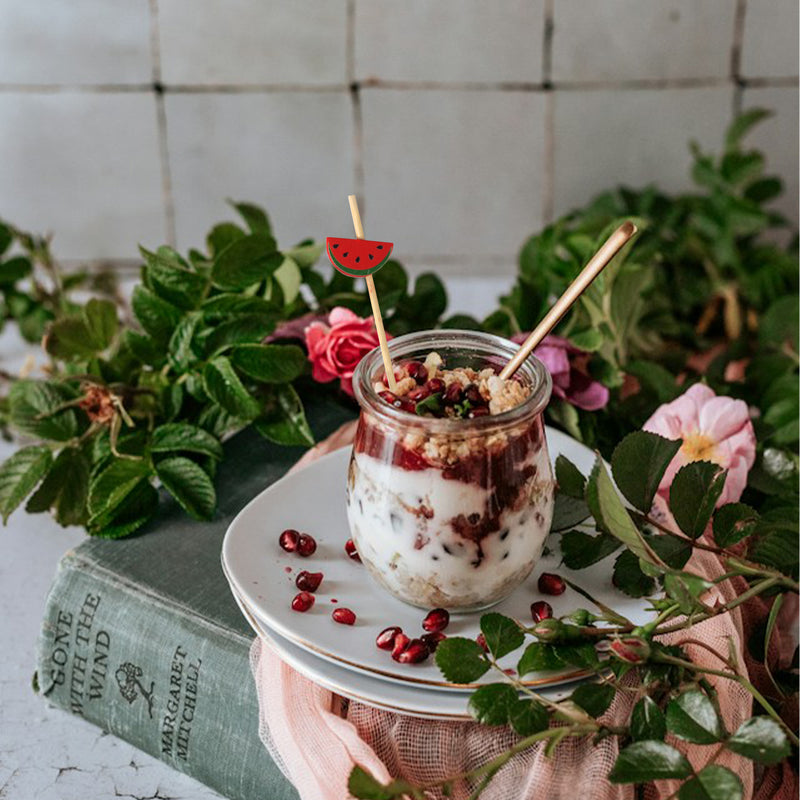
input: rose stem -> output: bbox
[348,194,397,392]
[499,221,638,380]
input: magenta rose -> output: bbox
[511,333,609,411]
[304,307,388,397]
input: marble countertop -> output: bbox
[0,275,506,800]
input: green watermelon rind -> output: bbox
[326,240,392,278]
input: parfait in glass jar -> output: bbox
[346,330,555,611]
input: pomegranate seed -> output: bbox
[530,600,553,622]
[464,384,485,405]
[408,385,430,402]
[279,529,300,552]
[538,572,566,595]
[376,626,403,651]
[295,571,323,592]
[405,361,428,384]
[394,638,430,664]
[444,383,463,404]
[297,533,317,557]
[379,390,401,407]
[391,632,410,660]
[420,631,446,652]
[422,608,450,633]
[291,591,315,612]
[399,399,416,414]
[344,539,361,562]
[476,633,488,652]
[425,378,445,395]
[332,607,356,625]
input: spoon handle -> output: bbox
[499,221,638,380]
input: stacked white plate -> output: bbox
[222,427,654,720]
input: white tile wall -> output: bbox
[166,92,354,250]
[355,0,545,84]
[742,87,799,226]
[553,87,735,216]
[0,0,151,85]
[158,0,348,86]
[361,89,546,261]
[741,0,799,79]
[0,0,795,270]
[552,0,736,82]
[0,92,165,259]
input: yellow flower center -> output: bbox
[681,432,719,464]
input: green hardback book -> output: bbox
[36,395,354,800]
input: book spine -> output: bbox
[36,555,298,800]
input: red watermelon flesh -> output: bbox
[326,237,393,278]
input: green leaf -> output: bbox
[229,200,272,235]
[0,445,52,523]
[45,316,97,359]
[141,246,208,309]
[211,233,281,290]
[347,766,414,800]
[468,683,518,726]
[555,642,600,669]
[83,298,118,350]
[663,572,712,615]
[630,696,666,741]
[155,457,216,520]
[669,461,727,538]
[727,717,791,764]
[203,357,261,421]
[480,613,525,660]
[273,256,303,305]
[255,384,314,447]
[561,530,620,569]
[611,431,682,513]
[26,446,89,527]
[649,534,692,570]
[206,222,246,256]
[0,255,32,284]
[87,458,152,526]
[151,423,223,460]
[678,765,743,800]
[228,344,306,384]
[555,455,586,499]
[725,108,771,151]
[168,311,202,371]
[285,240,323,269]
[590,459,662,565]
[612,550,656,597]
[204,314,276,356]
[9,380,78,442]
[201,293,274,318]
[88,479,157,539]
[551,492,591,531]
[509,699,549,736]
[570,683,615,718]
[517,642,564,675]
[665,690,723,744]
[132,285,181,342]
[609,741,692,783]
[434,638,490,684]
[713,503,760,548]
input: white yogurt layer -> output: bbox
[345,448,555,610]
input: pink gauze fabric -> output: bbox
[249,421,796,800]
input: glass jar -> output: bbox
[346,330,555,611]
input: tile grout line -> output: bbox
[541,0,555,224]
[149,0,176,247]
[347,0,365,219]
[731,0,748,116]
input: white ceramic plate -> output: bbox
[226,570,588,719]
[222,427,654,691]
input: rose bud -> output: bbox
[530,618,565,642]
[609,636,651,665]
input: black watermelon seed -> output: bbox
[332,243,339,248]
[377,245,383,249]
[343,252,348,257]
[369,254,374,260]
[355,256,360,263]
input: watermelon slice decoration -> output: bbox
[326,237,393,278]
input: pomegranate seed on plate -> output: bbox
[391,633,410,660]
[422,608,450,633]
[295,571,323,592]
[344,539,361,562]
[279,529,300,552]
[394,638,430,664]
[538,572,566,595]
[476,633,488,652]
[291,591,315,612]
[297,533,317,557]
[332,607,357,625]
[420,631,446,652]
[376,626,403,651]
[530,600,553,622]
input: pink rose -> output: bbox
[643,383,756,509]
[512,333,609,411]
[304,307,388,397]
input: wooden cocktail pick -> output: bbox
[325,196,397,391]
[499,221,638,380]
